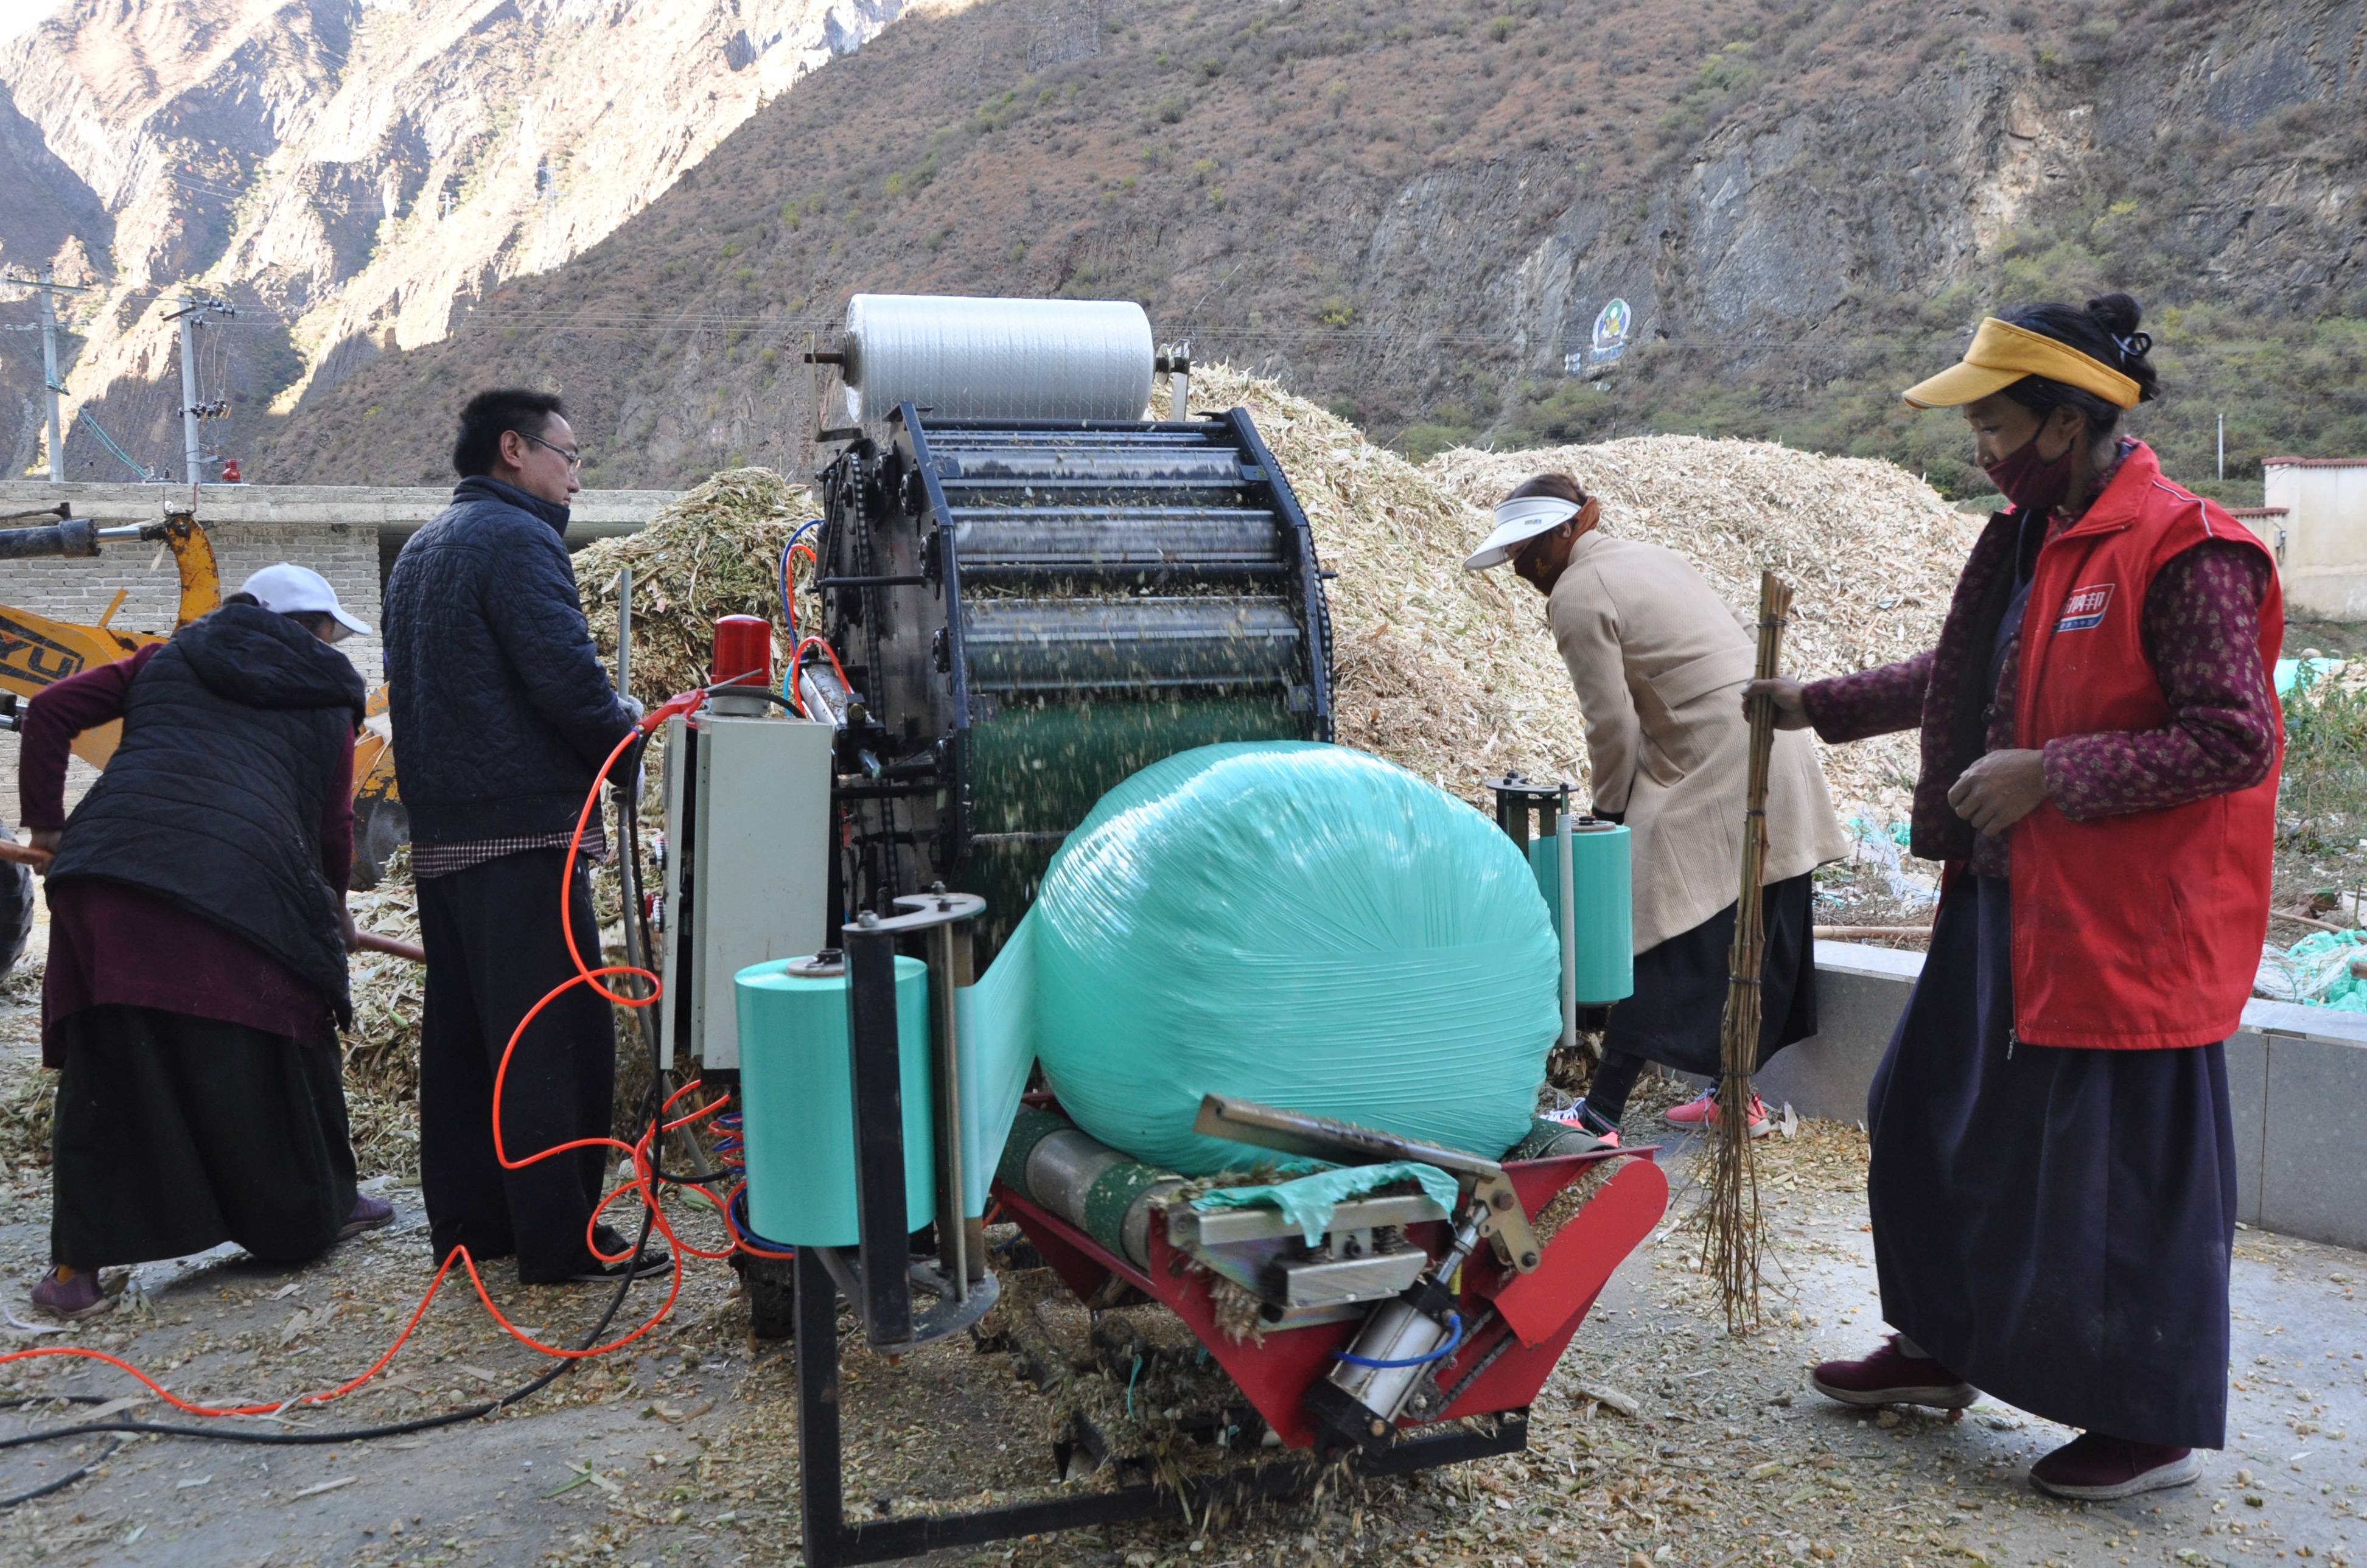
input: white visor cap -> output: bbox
[1461,495,1582,572]
[238,562,372,636]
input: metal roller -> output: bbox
[841,294,1155,425]
[948,508,1286,577]
[815,319,1334,958]
[961,599,1307,693]
[933,444,1247,489]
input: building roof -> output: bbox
[2229,506,2290,517]
[2263,456,2367,469]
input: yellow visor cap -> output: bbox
[1902,317,2142,411]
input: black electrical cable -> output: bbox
[0,1201,654,1472]
[1,675,819,1498]
[0,1435,124,1508]
[0,712,724,1502]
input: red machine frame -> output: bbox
[998,1140,1668,1450]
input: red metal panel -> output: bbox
[1489,1157,1670,1346]
[1435,1159,1669,1421]
[993,1146,1667,1452]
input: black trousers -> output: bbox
[416,849,616,1281]
[1586,871,1819,1122]
[51,1005,356,1270]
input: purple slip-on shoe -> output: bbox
[30,1267,114,1320]
[340,1193,396,1242]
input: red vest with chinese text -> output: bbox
[2008,442,2284,1048]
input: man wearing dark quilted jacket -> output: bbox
[384,389,666,1286]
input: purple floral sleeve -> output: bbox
[1803,651,1934,744]
[2042,542,2278,818]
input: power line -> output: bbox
[0,327,158,479]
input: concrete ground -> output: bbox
[2,967,2364,1566]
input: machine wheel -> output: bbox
[0,812,32,984]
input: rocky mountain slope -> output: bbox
[240,0,2367,500]
[17,0,2366,498]
[0,0,915,481]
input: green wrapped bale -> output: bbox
[1029,742,1559,1175]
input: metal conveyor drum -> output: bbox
[811,405,1335,956]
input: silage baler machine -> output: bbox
[645,296,1666,1565]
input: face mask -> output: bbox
[1984,427,2079,517]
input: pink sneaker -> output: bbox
[1544,1101,1621,1148]
[1664,1088,1773,1137]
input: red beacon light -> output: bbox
[710,615,774,691]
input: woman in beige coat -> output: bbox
[1466,474,1848,1143]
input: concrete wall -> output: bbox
[1,480,683,822]
[1750,942,2367,1253]
[2263,460,2367,621]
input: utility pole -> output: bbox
[2218,413,2226,481]
[164,290,235,484]
[177,301,202,483]
[3,273,92,480]
[37,277,61,481]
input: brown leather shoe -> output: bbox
[1809,1334,1977,1410]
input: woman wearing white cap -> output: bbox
[18,565,392,1318]
[1466,475,1847,1146]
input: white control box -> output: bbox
[656,708,833,1071]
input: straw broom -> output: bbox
[1699,570,1792,1334]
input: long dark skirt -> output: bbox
[51,1005,358,1270]
[1867,874,2236,1449]
[1603,871,1818,1077]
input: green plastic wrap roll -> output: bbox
[1527,823,1634,1005]
[735,953,935,1246]
[1027,741,1560,1174]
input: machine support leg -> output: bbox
[797,1244,848,1568]
[844,925,913,1345]
[928,922,970,1297]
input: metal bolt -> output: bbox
[858,910,880,928]
[1520,1251,1540,1270]
[1489,1189,1516,1211]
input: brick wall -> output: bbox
[2,524,382,821]
[1,480,680,830]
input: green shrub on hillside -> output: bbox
[2282,669,2367,853]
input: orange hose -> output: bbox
[0,688,778,1411]
[785,636,850,717]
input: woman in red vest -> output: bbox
[1752,294,2283,1500]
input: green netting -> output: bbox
[1021,741,1560,1176]
[965,695,1306,960]
[1190,1160,1461,1244]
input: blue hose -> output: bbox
[1334,1311,1464,1370]
[725,1184,796,1258]
[778,521,825,699]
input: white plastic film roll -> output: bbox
[842,294,1156,423]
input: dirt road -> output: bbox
[2,970,2363,1567]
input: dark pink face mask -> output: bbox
[1984,427,2079,517]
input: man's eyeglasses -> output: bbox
[514,430,584,472]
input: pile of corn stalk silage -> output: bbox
[334,394,1968,1158]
